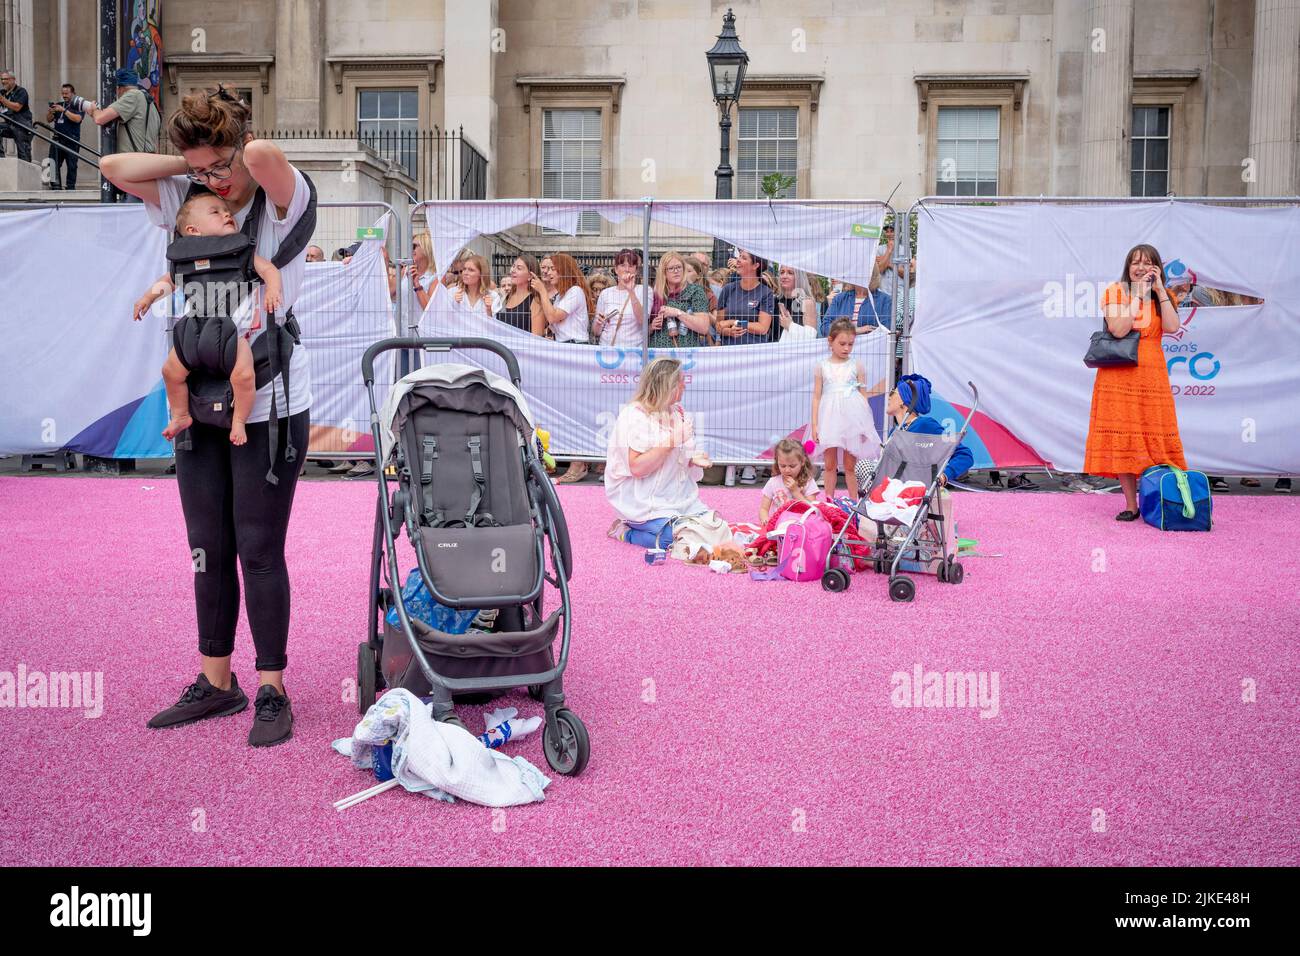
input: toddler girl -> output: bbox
[810,317,881,501]
[759,439,819,524]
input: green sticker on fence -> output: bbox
[356,227,385,241]
[850,223,881,239]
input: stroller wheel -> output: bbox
[544,708,590,776]
[888,576,916,603]
[936,561,948,583]
[948,561,965,585]
[821,568,850,593]
[356,642,378,716]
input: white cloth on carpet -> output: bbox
[334,689,549,807]
[668,510,735,561]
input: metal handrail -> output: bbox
[34,119,101,158]
[1,113,101,170]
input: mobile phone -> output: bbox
[736,318,750,331]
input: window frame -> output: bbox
[933,105,1002,198]
[916,76,1025,197]
[520,81,622,236]
[735,105,801,200]
[540,107,604,235]
[1132,73,1200,197]
[1130,104,1172,198]
[731,78,819,199]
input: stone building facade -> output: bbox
[4,0,1298,207]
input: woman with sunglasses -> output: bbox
[100,85,313,748]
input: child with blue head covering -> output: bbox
[885,374,973,486]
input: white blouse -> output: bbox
[604,402,709,523]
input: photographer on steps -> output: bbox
[87,69,161,200]
[45,84,84,190]
[0,70,33,162]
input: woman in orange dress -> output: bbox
[1084,244,1187,521]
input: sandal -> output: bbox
[1115,510,1140,522]
[1007,474,1039,491]
[555,462,589,484]
[1240,477,1260,488]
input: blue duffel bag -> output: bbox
[1139,464,1212,532]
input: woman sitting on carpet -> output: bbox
[605,358,731,553]
[1083,244,1186,521]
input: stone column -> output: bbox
[443,0,497,197]
[1078,0,1133,195]
[274,0,323,130]
[1247,0,1300,196]
[1,0,36,88]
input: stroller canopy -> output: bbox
[377,363,537,464]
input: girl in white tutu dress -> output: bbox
[810,317,882,501]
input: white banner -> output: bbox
[0,205,169,457]
[0,205,394,458]
[1,202,892,462]
[912,201,1300,474]
[420,287,892,462]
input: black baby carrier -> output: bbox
[166,173,317,483]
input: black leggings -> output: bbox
[176,410,309,671]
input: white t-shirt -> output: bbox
[551,285,590,343]
[595,285,650,349]
[399,270,436,326]
[762,474,820,510]
[147,169,313,423]
[604,402,709,524]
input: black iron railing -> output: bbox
[163,126,487,201]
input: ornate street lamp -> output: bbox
[706,8,749,266]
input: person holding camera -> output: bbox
[45,84,84,190]
[714,249,774,345]
[0,71,34,162]
[1083,243,1187,521]
[89,70,161,202]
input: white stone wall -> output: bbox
[11,0,1288,206]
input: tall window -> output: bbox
[737,107,797,199]
[935,106,999,196]
[358,89,419,181]
[1131,106,1170,197]
[543,108,602,234]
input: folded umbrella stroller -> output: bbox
[822,381,979,603]
[359,337,588,776]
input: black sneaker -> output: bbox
[248,685,293,748]
[1276,478,1292,493]
[147,673,248,729]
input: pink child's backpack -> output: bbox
[777,504,834,583]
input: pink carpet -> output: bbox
[1,476,1297,866]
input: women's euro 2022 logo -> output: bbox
[1159,258,1251,394]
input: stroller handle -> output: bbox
[362,337,523,386]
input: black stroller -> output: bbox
[822,381,980,603]
[358,337,588,776]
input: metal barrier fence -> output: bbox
[297,201,402,459]
[412,199,899,465]
[901,194,1300,479]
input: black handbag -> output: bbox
[1083,319,1140,369]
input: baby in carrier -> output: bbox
[133,193,283,445]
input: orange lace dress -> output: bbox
[1083,283,1187,478]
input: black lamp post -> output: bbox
[706,8,748,267]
